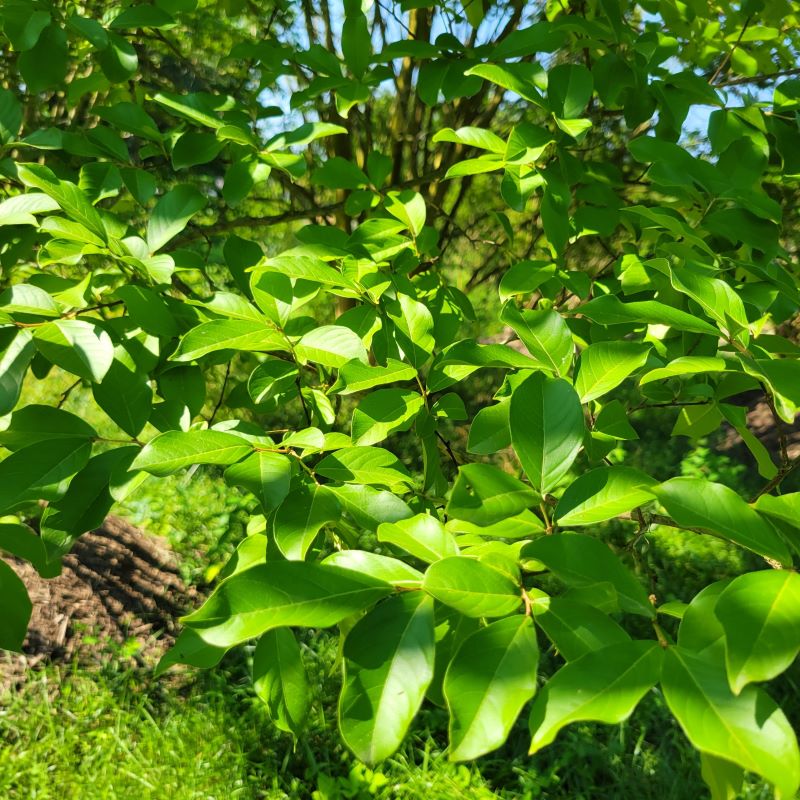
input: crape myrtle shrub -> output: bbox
[1,0,800,795]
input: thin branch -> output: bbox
[717,66,800,88]
[208,362,231,425]
[709,15,752,85]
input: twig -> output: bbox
[709,15,753,85]
[208,362,231,425]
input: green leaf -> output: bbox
[378,513,459,564]
[432,126,505,153]
[272,483,340,560]
[465,63,546,107]
[0,88,22,144]
[661,648,800,799]
[173,320,287,361]
[97,31,138,82]
[467,401,510,455]
[651,477,792,566]
[92,353,153,436]
[172,131,222,170]
[312,157,368,190]
[132,430,252,476]
[253,629,309,735]
[146,184,206,252]
[155,627,226,675]
[332,358,417,395]
[0,559,32,652]
[547,63,593,119]
[509,372,584,495]
[714,570,800,694]
[639,356,732,386]
[40,447,136,560]
[753,493,800,530]
[445,616,539,761]
[385,190,426,237]
[0,438,92,515]
[500,304,573,375]
[223,451,292,512]
[183,561,392,647]
[329,483,413,531]
[423,557,521,618]
[246,358,298,406]
[0,522,60,579]
[16,164,106,243]
[446,463,538,527]
[577,295,719,336]
[316,447,412,490]
[574,342,651,403]
[0,332,34,415]
[700,754,744,800]
[340,593,435,764]
[555,467,656,526]
[528,641,663,753]
[534,597,631,661]
[0,405,95,452]
[351,389,425,446]
[523,533,654,618]
[295,325,368,369]
[386,294,436,369]
[34,320,114,383]
[322,550,423,588]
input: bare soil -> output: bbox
[0,516,195,689]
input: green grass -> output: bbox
[1,644,786,800]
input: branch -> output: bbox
[717,66,800,88]
[709,15,752,85]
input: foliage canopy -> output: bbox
[2,0,800,795]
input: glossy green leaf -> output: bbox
[146,184,206,252]
[523,533,654,618]
[509,372,584,495]
[316,447,412,490]
[351,389,424,446]
[0,404,96,451]
[575,342,651,403]
[34,320,114,383]
[40,447,137,560]
[295,325,368,368]
[423,557,521,618]
[446,463,538,527]
[183,561,392,647]
[500,304,573,375]
[714,570,800,694]
[639,356,732,386]
[340,593,435,764]
[651,477,792,566]
[332,358,417,395]
[661,647,800,799]
[253,629,309,735]
[533,597,631,661]
[0,438,92,515]
[272,483,340,560]
[555,467,656,526]
[223,451,292,512]
[378,513,457,564]
[445,616,539,761]
[529,641,663,754]
[173,320,287,361]
[132,430,252,476]
[467,401,510,455]
[0,559,32,652]
[322,550,423,588]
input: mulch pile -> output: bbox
[1,516,196,689]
